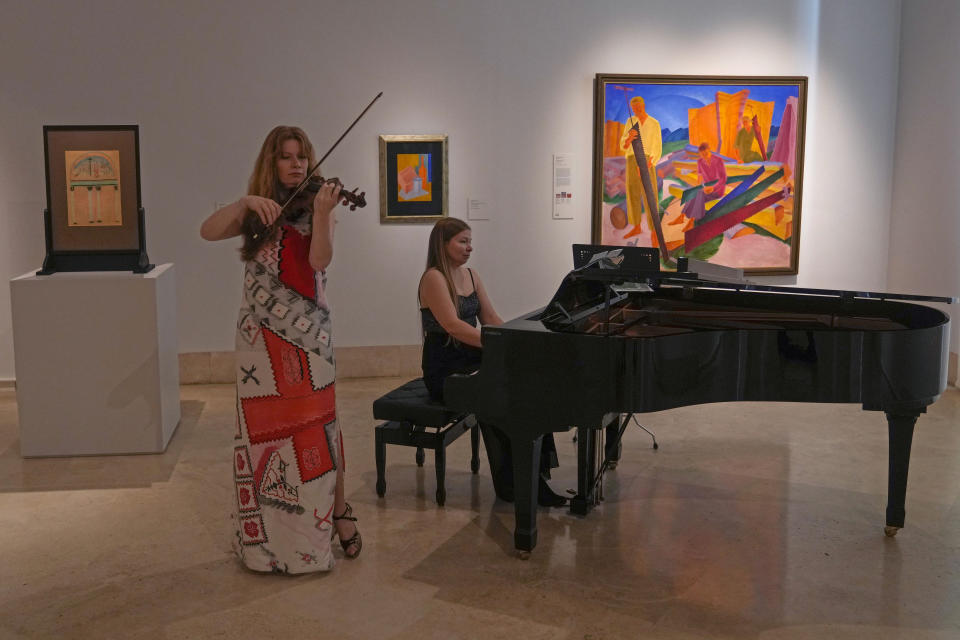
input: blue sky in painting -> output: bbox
[604,82,799,131]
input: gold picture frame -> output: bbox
[593,74,807,275]
[378,134,448,223]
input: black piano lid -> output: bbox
[657,276,957,305]
[567,244,957,305]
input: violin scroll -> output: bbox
[301,176,367,211]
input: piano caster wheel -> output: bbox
[607,460,618,470]
[415,448,425,467]
[884,525,901,537]
[516,550,531,560]
[653,442,659,450]
[436,489,446,506]
[376,479,386,497]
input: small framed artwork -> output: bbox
[378,134,448,223]
[593,74,807,274]
[40,124,152,274]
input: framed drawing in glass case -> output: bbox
[40,124,152,274]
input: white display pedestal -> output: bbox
[10,264,181,456]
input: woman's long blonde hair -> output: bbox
[424,217,471,313]
[239,126,316,260]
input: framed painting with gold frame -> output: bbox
[40,124,152,274]
[378,134,448,223]
[592,74,807,275]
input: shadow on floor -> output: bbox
[0,399,204,492]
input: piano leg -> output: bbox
[884,410,920,537]
[470,420,480,474]
[510,432,543,555]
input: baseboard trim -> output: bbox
[0,379,14,389]
[178,346,422,384]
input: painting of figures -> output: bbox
[592,74,807,274]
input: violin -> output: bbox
[286,175,367,216]
[245,176,367,243]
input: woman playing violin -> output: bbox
[201,125,361,573]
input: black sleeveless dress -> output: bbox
[420,274,482,402]
[419,269,559,502]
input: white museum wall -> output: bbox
[889,0,960,353]
[0,0,910,381]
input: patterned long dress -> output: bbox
[231,215,341,573]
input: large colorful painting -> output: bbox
[592,74,807,274]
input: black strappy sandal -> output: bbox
[333,502,362,559]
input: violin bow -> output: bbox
[279,91,384,213]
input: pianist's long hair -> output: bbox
[425,217,472,314]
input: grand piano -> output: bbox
[445,245,955,555]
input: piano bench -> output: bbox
[372,378,479,506]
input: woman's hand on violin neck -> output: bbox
[312,181,342,217]
[241,195,282,226]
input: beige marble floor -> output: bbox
[0,379,958,639]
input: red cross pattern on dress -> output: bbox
[240,326,337,483]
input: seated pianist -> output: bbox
[418,218,567,507]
